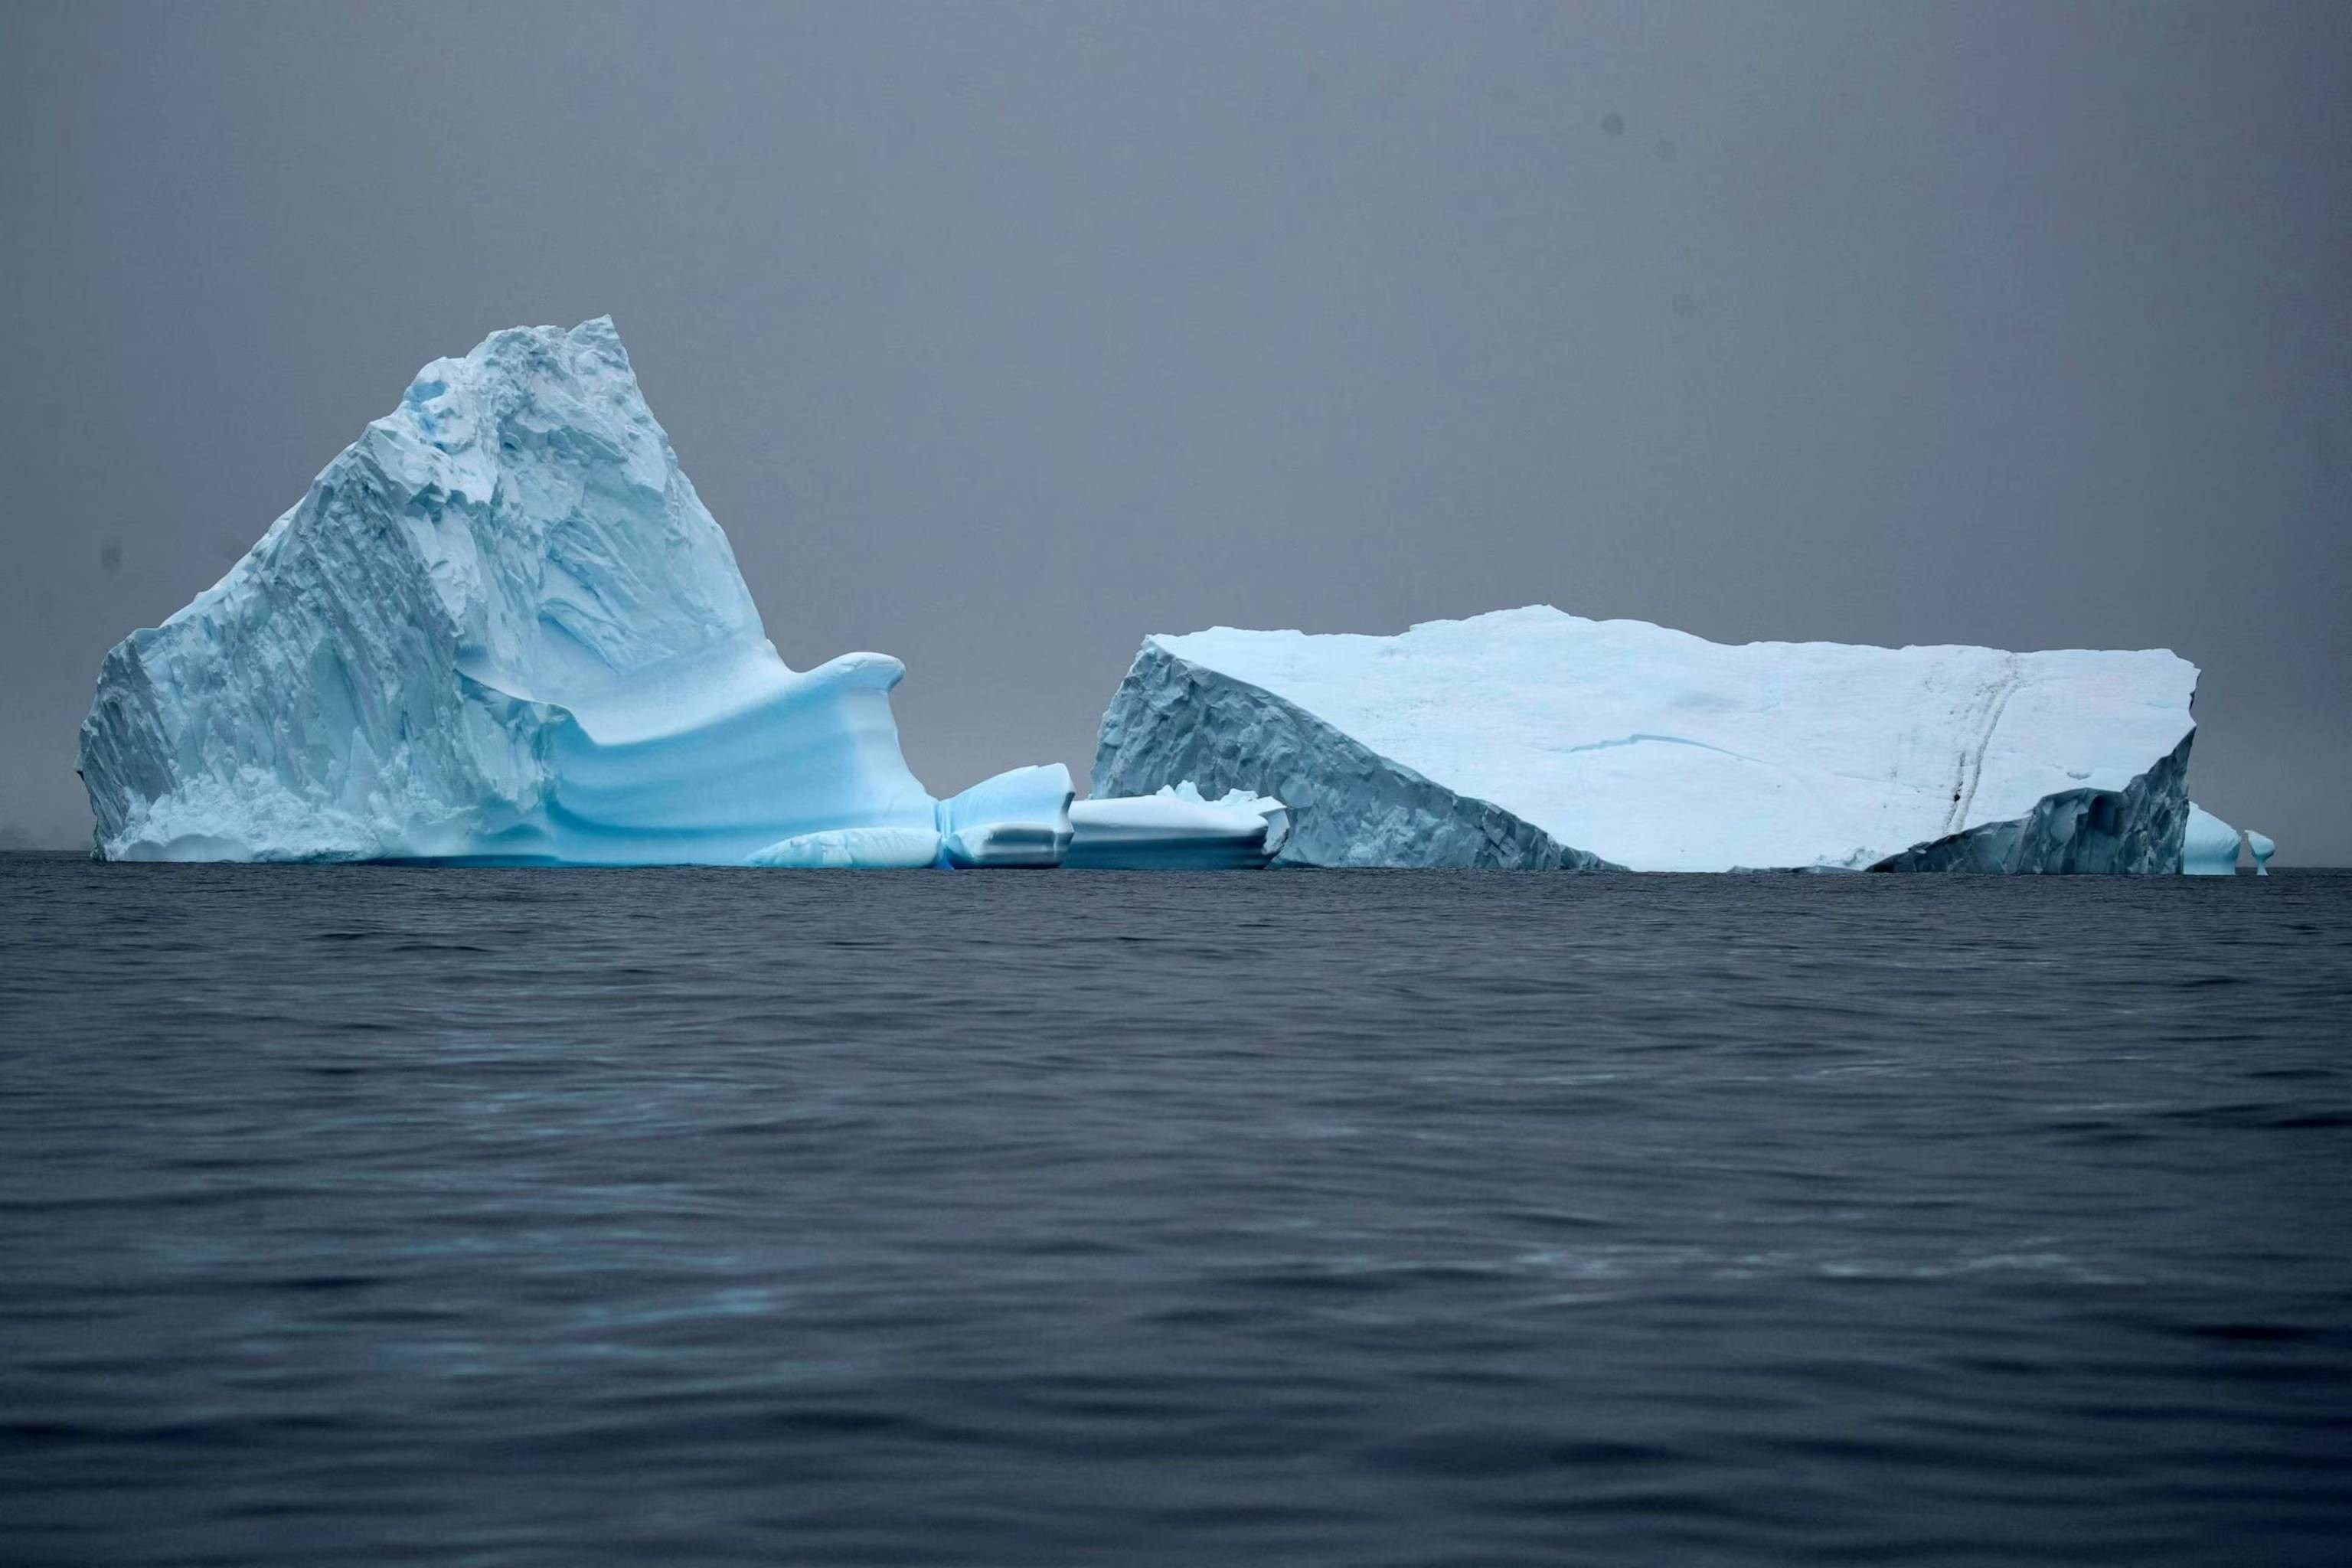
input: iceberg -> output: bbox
[2180,805,2244,876]
[1066,782,1290,870]
[1089,606,2197,873]
[2246,829,2276,875]
[77,317,1068,866]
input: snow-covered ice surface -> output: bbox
[1091,606,2198,873]
[1067,782,1289,870]
[78,318,1061,866]
[2181,805,2244,876]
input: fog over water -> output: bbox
[1,2,2344,856]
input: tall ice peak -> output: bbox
[79,318,1067,864]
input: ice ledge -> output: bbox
[1067,782,1292,870]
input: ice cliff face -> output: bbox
[1090,607,2198,873]
[79,318,1065,864]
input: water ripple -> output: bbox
[0,858,2347,1565]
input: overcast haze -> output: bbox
[2,1,2345,858]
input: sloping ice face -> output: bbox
[78,317,1067,864]
[1089,606,2198,873]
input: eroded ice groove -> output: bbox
[1067,782,1291,870]
[78,318,1058,865]
[1090,606,2198,873]
[2180,804,2245,876]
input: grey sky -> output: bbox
[2,0,2345,857]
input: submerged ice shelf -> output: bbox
[78,318,1068,865]
[1091,607,2201,873]
[2246,829,2276,874]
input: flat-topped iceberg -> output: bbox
[78,318,1068,865]
[1090,606,2198,873]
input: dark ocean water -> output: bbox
[2,854,2348,1567]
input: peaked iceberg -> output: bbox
[78,317,1067,865]
[1089,606,2197,873]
